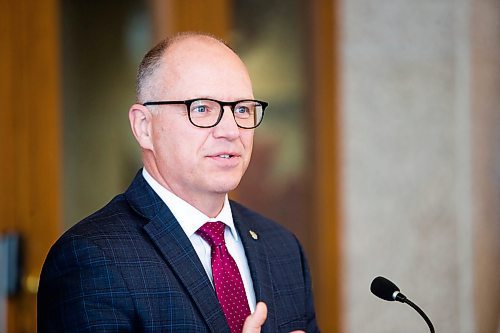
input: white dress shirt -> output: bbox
[142,169,256,312]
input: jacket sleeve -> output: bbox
[37,235,136,332]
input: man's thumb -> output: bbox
[242,302,267,333]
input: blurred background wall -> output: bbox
[0,0,498,332]
[341,1,499,332]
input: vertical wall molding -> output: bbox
[309,0,342,331]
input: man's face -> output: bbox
[145,39,255,206]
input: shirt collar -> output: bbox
[142,168,239,241]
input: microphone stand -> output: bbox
[396,293,435,333]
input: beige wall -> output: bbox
[340,0,499,332]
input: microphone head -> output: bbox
[370,276,400,301]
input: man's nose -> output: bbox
[212,106,240,139]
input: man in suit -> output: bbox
[38,32,319,333]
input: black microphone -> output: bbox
[370,276,435,333]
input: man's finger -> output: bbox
[242,302,267,333]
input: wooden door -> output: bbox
[0,0,61,331]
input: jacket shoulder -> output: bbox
[64,193,143,239]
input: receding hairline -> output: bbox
[136,32,237,103]
[168,32,234,51]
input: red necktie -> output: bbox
[197,222,251,333]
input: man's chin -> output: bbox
[209,178,242,195]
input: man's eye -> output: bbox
[234,105,253,119]
[192,105,208,113]
[235,106,250,114]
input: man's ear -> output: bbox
[129,104,154,151]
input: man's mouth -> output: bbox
[208,153,241,167]
[209,153,240,160]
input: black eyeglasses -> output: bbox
[143,98,268,129]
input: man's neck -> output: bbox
[142,165,225,218]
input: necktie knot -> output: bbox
[196,221,226,247]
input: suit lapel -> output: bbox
[231,202,277,332]
[125,172,230,333]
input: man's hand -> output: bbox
[242,302,305,333]
[242,302,267,333]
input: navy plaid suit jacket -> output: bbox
[38,171,319,332]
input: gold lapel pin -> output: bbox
[249,230,258,240]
